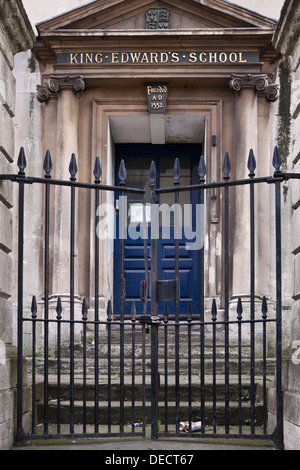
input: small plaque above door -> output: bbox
[146,83,169,114]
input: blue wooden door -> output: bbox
[114,144,202,316]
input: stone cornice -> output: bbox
[229,73,279,102]
[37,75,86,103]
[273,0,300,55]
[0,0,35,66]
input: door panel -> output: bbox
[114,144,202,316]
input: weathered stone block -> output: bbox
[0,250,12,298]
[0,202,12,253]
[293,252,300,299]
[0,50,15,114]
[0,297,12,344]
[0,104,15,163]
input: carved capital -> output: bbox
[230,73,269,92]
[48,75,86,93]
[229,73,279,102]
[36,84,50,103]
[36,75,86,102]
[266,84,280,102]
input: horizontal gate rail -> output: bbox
[0,145,298,448]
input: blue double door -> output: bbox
[114,144,203,316]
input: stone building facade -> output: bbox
[1,0,300,450]
[25,0,281,327]
[0,0,34,450]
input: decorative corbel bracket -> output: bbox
[36,75,86,103]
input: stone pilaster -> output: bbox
[228,73,278,326]
[43,75,86,345]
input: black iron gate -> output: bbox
[2,146,298,449]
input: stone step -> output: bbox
[35,375,268,403]
[37,399,266,427]
[28,356,276,376]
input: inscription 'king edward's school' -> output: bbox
[57,51,259,65]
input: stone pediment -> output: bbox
[36,0,276,34]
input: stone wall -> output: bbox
[0,0,34,450]
[272,0,300,450]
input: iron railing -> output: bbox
[1,146,298,449]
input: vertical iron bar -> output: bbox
[211,299,217,434]
[69,160,76,435]
[16,148,26,446]
[175,188,180,435]
[120,207,125,435]
[187,302,192,434]
[151,323,159,439]
[131,302,136,432]
[163,303,169,432]
[141,323,146,438]
[200,187,205,434]
[56,297,62,435]
[43,151,51,436]
[107,300,112,434]
[82,299,88,434]
[223,153,231,435]
[248,150,256,435]
[119,160,127,435]
[143,192,149,316]
[237,298,243,434]
[262,296,268,435]
[198,156,206,434]
[272,147,284,449]
[174,158,181,435]
[150,161,159,440]
[94,157,101,434]
[31,297,37,436]
[274,177,284,449]
[94,184,100,433]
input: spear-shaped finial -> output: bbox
[222,152,231,180]
[272,146,282,175]
[130,301,137,322]
[31,296,37,319]
[150,161,157,189]
[56,297,63,320]
[211,298,217,322]
[198,155,207,183]
[93,157,102,184]
[17,147,27,176]
[187,301,192,322]
[82,298,88,321]
[262,296,268,319]
[118,159,127,186]
[173,158,181,186]
[43,150,52,179]
[107,299,113,322]
[247,149,256,178]
[69,153,78,181]
[237,297,243,321]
